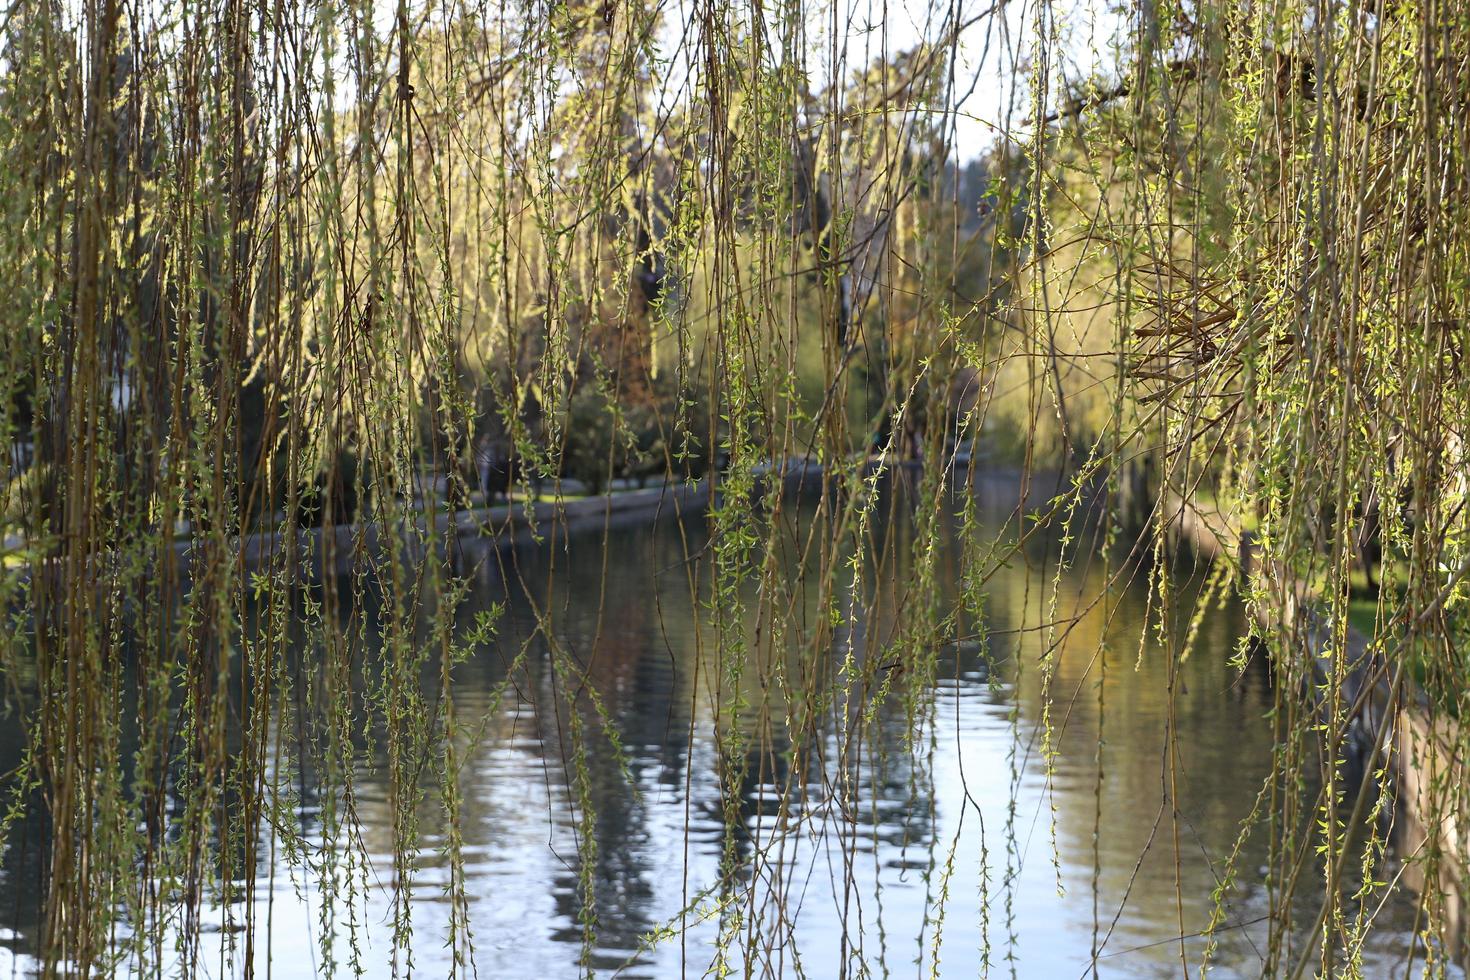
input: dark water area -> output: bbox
[0,480,1447,977]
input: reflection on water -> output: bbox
[0,481,1448,977]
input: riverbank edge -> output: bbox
[1168,494,1469,939]
[185,478,714,577]
[201,457,1060,577]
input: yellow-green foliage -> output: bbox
[5,0,1470,975]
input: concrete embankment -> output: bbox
[153,456,1060,582]
[169,449,1070,581]
[1168,494,1468,945]
[183,479,712,578]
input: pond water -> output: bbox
[0,479,1447,977]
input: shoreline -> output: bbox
[1169,493,1468,948]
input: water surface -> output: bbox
[0,481,1443,977]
